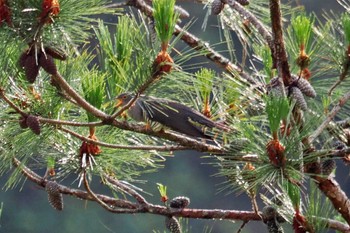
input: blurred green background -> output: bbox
[0,1,347,233]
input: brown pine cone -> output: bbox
[165,216,182,233]
[211,0,224,15]
[26,114,41,135]
[46,181,63,211]
[169,196,190,209]
[23,55,40,83]
[45,47,67,61]
[18,116,28,129]
[291,75,316,98]
[289,87,307,111]
[39,54,57,75]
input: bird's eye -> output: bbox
[122,95,127,99]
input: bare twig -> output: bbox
[309,91,350,143]
[328,55,350,96]
[82,170,139,213]
[104,174,149,205]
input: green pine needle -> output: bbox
[81,70,106,122]
[265,96,290,133]
[342,13,350,45]
[153,0,179,46]
[195,68,215,102]
[291,14,314,50]
[284,181,300,211]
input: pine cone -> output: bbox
[26,114,41,135]
[39,54,57,75]
[267,77,285,98]
[45,47,67,61]
[237,0,250,5]
[165,216,182,233]
[19,49,32,68]
[169,196,190,209]
[211,0,224,15]
[23,54,40,83]
[289,87,307,111]
[322,159,336,176]
[19,116,28,129]
[46,180,63,211]
[333,140,346,150]
[291,75,316,98]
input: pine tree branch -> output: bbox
[52,72,109,119]
[0,88,27,117]
[12,156,350,232]
[308,91,350,143]
[103,174,149,205]
[313,175,350,226]
[82,170,140,213]
[269,0,291,85]
[223,0,275,67]
[59,126,187,151]
[125,0,260,87]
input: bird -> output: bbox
[115,93,229,140]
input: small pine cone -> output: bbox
[169,196,190,209]
[262,206,278,223]
[46,181,63,211]
[267,77,285,98]
[39,54,57,75]
[237,0,250,6]
[26,114,41,135]
[23,55,40,83]
[165,216,182,233]
[289,87,307,111]
[45,47,67,61]
[211,0,224,15]
[291,74,316,98]
[322,159,336,176]
[266,220,284,233]
[19,49,33,68]
[19,116,28,129]
[333,140,346,150]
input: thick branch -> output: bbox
[269,0,291,84]
[314,176,350,226]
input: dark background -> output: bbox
[0,1,346,233]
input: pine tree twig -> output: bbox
[328,55,350,96]
[82,170,139,213]
[59,126,187,151]
[12,157,137,209]
[236,220,248,233]
[0,88,27,117]
[308,91,350,143]
[337,117,350,129]
[104,174,149,205]
[269,0,291,85]
[125,0,260,87]
[52,72,109,119]
[110,119,225,153]
[313,175,350,226]
[11,157,350,231]
[39,117,104,127]
[223,0,275,67]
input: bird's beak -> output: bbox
[115,99,123,108]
